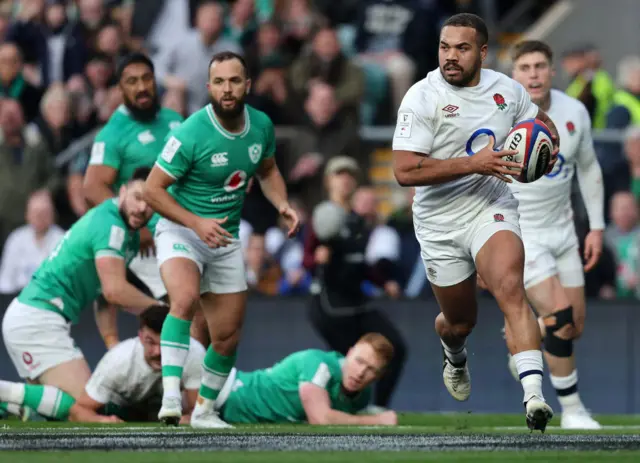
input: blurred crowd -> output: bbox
[0,0,639,302]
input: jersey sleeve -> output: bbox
[297,351,337,389]
[182,339,206,390]
[512,79,539,123]
[392,85,436,155]
[89,126,122,170]
[155,129,194,180]
[85,347,127,405]
[92,213,129,260]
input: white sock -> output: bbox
[0,380,25,403]
[162,377,182,401]
[513,350,544,403]
[4,402,21,416]
[550,370,584,413]
[441,339,467,365]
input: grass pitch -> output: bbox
[2,413,640,462]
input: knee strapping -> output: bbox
[543,306,574,357]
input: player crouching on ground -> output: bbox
[1,167,163,405]
[0,305,204,423]
[212,333,398,426]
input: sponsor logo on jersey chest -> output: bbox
[442,104,460,118]
[210,152,229,167]
[223,170,247,193]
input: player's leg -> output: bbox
[2,299,91,400]
[155,222,205,424]
[191,241,247,428]
[0,380,75,421]
[474,227,552,431]
[415,222,477,402]
[190,306,211,348]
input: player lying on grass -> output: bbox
[0,332,396,426]
[212,332,398,426]
[1,167,164,405]
[0,305,204,423]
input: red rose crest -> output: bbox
[494,213,504,222]
[566,121,576,135]
[493,93,507,111]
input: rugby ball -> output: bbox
[503,119,553,183]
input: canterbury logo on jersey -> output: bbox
[137,130,155,144]
[211,152,229,167]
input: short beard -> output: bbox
[119,205,146,230]
[210,95,246,121]
[440,59,482,87]
[123,94,160,122]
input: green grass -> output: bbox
[4,412,640,434]
[4,452,640,463]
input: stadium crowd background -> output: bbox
[0,0,638,303]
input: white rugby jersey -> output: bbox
[85,337,204,407]
[508,89,605,231]
[392,69,539,230]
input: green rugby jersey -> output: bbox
[221,349,371,423]
[154,104,275,238]
[18,199,140,324]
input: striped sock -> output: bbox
[0,401,22,416]
[197,347,236,412]
[23,384,74,420]
[513,350,544,403]
[160,315,192,399]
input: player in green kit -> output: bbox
[217,333,398,425]
[1,168,162,401]
[84,53,183,330]
[144,51,300,428]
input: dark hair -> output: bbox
[129,166,152,183]
[139,304,169,334]
[208,51,249,79]
[116,52,155,82]
[512,40,553,64]
[441,13,489,46]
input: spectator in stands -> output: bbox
[604,191,640,299]
[0,99,58,247]
[154,0,242,115]
[76,0,109,52]
[287,27,365,210]
[563,44,615,130]
[625,127,640,199]
[225,0,258,47]
[6,0,87,87]
[0,4,11,43]
[0,42,43,122]
[0,190,64,295]
[95,21,129,64]
[279,0,326,58]
[607,55,640,129]
[29,82,77,155]
[352,0,439,115]
[244,20,292,124]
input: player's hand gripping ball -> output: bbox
[312,200,348,241]
[502,118,553,183]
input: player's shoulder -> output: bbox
[398,71,441,117]
[101,338,138,364]
[301,349,342,369]
[173,105,209,134]
[89,199,128,231]
[246,105,274,128]
[158,107,185,123]
[550,89,590,116]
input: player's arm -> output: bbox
[299,382,396,426]
[93,301,120,349]
[144,135,200,229]
[69,394,118,423]
[73,353,125,423]
[83,137,120,207]
[95,257,160,314]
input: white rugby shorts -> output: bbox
[2,299,84,380]
[128,255,167,299]
[415,195,521,287]
[155,218,247,294]
[521,223,583,289]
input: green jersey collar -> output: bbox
[206,104,250,140]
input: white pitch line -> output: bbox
[493,425,640,431]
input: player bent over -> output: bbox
[144,51,299,428]
[507,40,604,429]
[0,305,204,423]
[1,168,162,402]
[392,14,559,431]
